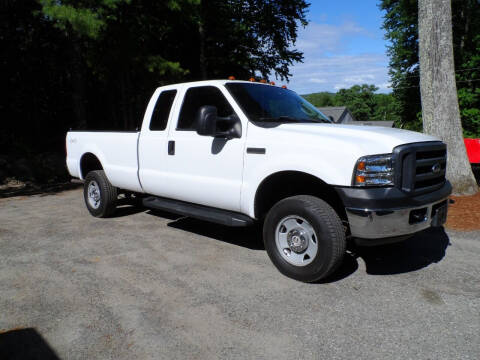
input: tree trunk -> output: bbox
[198,1,207,80]
[71,40,88,129]
[418,0,478,195]
[120,73,128,130]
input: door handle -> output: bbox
[168,140,175,155]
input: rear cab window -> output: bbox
[150,89,177,131]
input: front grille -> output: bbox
[393,142,447,195]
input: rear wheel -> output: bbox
[263,195,346,282]
[84,170,118,218]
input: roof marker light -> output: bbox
[228,76,236,80]
[259,79,267,83]
[249,77,256,82]
[270,81,275,85]
[281,85,287,89]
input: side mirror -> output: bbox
[196,105,242,139]
[196,105,218,136]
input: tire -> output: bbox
[83,170,118,218]
[263,195,346,282]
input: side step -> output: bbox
[142,196,255,227]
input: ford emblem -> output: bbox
[431,163,441,173]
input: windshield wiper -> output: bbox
[258,116,298,122]
[258,116,331,124]
[304,118,331,123]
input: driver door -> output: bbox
[159,85,246,212]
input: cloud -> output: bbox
[309,78,327,84]
[377,82,392,92]
[295,21,372,56]
[288,53,390,94]
[343,74,375,83]
[286,21,390,94]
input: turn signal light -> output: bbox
[357,161,366,171]
[353,154,394,187]
[355,175,365,184]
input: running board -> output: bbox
[142,196,254,227]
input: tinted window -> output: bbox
[150,90,177,131]
[225,83,331,124]
[177,86,234,130]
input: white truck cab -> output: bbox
[66,80,451,282]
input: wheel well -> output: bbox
[254,171,347,222]
[80,153,103,179]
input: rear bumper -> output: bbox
[335,181,452,240]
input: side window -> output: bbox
[149,90,177,131]
[177,86,234,130]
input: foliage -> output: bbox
[379,0,480,137]
[372,92,402,123]
[302,85,401,123]
[302,92,336,107]
[37,0,129,39]
[0,0,308,160]
[456,32,480,138]
[335,84,379,122]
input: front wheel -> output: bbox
[84,170,118,218]
[263,195,346,282]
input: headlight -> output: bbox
[353,154,394,186]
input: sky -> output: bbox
[286,0,391,95]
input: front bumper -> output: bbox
[335,181,452,240]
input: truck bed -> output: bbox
[66,131,143,192]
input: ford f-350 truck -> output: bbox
[66,80,451,282]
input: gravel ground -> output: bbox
[0,189,479,360]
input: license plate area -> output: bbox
[431,200,448,227]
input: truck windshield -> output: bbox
[225,83,332,124]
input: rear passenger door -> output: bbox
[138,87,179,195]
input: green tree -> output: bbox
[302,86,401,123]
[1,0,309,161]
[334,84,378,122]
[36,0,191,128]
[456,34,480,138]
[380,0,421,130]
[191,0,308,80]
[302,92,336,107]
[371,93,402,123]
[380,0,480,137]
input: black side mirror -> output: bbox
[196,105,242,139]
[196,105,218,136]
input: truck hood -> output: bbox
[270,123,440,154]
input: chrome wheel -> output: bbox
[275,216,318,266]
[87,180,101,209]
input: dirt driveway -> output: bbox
[0,189,479,359]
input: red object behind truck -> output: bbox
[465,138,480,164]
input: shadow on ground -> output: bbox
[317,227,450,283]
[0,182,82,198]
[148,209,265,250]
[0,328,61,360]
[116,204,451,281]
[354,226,450,275]
[112,200,264,250]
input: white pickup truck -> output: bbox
[66,79,451,282]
